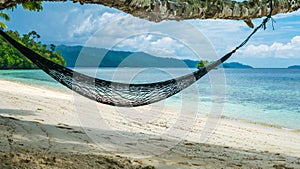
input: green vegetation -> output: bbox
[0,11,10,29]
[0,2,43,29]
[20,2,43,12]
[6,1,43,12]
[196,60,211,69]
[0,30,66,69]
[0,2,61,69]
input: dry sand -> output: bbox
[0,79,299,168]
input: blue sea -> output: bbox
[0,68,299,130]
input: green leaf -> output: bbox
[0,22,7,29]
[0,12,10,21]
[22,2,43,12]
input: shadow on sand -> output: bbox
[0,112,299,169]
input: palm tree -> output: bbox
[50,44,56,51]
[0,11,10,29]
[28,30,41,40]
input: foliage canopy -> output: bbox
[197,60,211,69]
[0,30,66,69]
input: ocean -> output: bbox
[0,68,299,130]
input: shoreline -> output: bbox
[1,75,299,132]
[0,79,300,168]
[217,115,300,132]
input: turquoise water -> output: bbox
[0,68,299,129]
[222,69,300,129]
[0,69,66,91]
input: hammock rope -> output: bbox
[0,1,274,107]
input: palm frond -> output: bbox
[0,22,8,29]
[22,2,43,12]
[0,12,10,21]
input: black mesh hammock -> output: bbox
[0,11,272,107]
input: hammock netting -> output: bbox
[0,3,273,107]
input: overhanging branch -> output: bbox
[0,0,299,22]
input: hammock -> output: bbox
[0,9,273,107]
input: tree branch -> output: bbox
[0,0,299,22]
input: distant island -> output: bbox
[222,62,253,69]
[288,65,300,69]
[57,45,253,69]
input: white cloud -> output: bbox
[68,11,125,39]
[73,15,94,35]
[99,33,187,58]
[187,19,255,56]
[238,36,300,58]
[273,9,300,19]
[84,15,217,60]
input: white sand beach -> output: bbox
[0,79,300,168]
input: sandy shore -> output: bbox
[0,79,300,168]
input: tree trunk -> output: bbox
[0,0,299,22]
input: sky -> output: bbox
[2,2,300,68]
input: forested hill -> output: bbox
[0,30,66,69]
[57,45,198,68]
[288,65,300,69]
[57,45,253,69]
